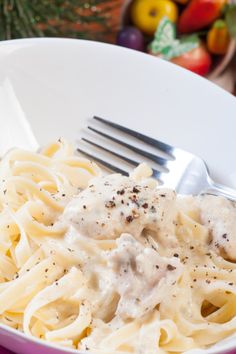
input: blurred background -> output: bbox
[1,0,235,93]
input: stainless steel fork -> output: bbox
[78,116,236,201]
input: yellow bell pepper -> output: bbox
[207,20,230,55]
[130,0,178,35]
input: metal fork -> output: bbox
[78,116,236,201]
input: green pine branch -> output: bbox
[0,0,120,40]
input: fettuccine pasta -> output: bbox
[0,139,236,354]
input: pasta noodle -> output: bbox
[0,139,236,353]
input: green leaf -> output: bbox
[180,34,200,45]
[161,41,198,60]
[225,5,236,38]
[149,17,176,54]
[149,17,199,60]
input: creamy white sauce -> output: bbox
[198,195,236,260]
[107,233,182,319]
[63,174,177,242]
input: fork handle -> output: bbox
[205,181,236,202]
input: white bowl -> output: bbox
[0,38,236,354]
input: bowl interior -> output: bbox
[0,38,236,354]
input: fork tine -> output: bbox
[93,116,174,157]
[77,148,129,176]
[82,138,163,183]
[82,138,140,167]
[88,126,169,168]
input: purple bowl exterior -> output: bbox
[0,346,13,354]
[1,345,236,354]
[0,325,74,354]
[0,341,68,354]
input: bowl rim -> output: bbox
[0,36,235,99]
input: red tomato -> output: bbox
[171,45,212,76]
